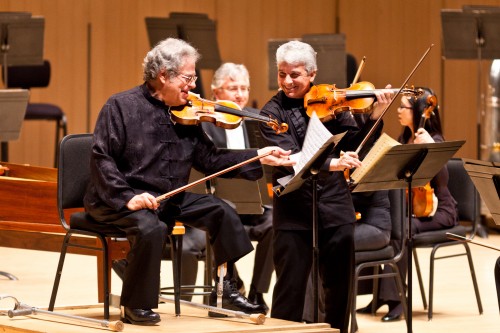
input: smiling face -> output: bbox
[212,76,250,109]
[277,62,316,99]
[160,56,197,107]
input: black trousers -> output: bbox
[178,206,274,294]
[271,224,354,333]
[89,192,253,309]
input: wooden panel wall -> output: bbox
[1,0,499,167]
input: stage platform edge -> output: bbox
[0,302,339,333]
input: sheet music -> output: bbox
[275,112,346,196]
[350,132,401,184]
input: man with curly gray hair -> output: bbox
[85,38,293,326]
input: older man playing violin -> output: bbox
[85,38,294,326]
[259,40,394,333]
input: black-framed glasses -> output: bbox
[177,73,198,85]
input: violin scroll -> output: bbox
[267,119,288,134]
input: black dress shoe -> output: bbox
[356,300,384,314]
[247,285,269,313]
[381,302,402,322]
[208,280,268,317]
[121,307,161,326]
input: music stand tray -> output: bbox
[0,89,29,142]
[463,158,500,226]
[351,140,466,193]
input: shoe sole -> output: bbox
[121,316,161,326]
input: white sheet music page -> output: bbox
[275,112,346,196]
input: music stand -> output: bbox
[441,6,500,159]
[463,158,500,226]
[187,169,265,215]
[351,140,465,333]
[0,12,44,162]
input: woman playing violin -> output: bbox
[258,40,394,333]
[398,87,458,233]
[358,87,459,322]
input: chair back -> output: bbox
[446,158,480,231]
[3,60,51,89]
[57,133,93,228]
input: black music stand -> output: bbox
[187,169,266,215]
[441,6,500,159]
[463,159,500,226]
[0,12,44,162]
[351,140,465,333]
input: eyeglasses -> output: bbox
[222,86,250,93]
[177,73,198,85]
[278,71,309,80]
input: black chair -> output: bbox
[49,133,207,319]
[350,189,408,333]
[412,158,483,320]
[2,60,67,166]
[48,134,129,319]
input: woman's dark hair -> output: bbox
[400,87,443,143]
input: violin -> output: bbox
[304,82,421,123]
[171,92,288,134]
[410,93,438,218]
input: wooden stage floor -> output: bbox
[1,232,500,333]
[0,302,337,333]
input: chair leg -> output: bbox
[169,222,185,317]
[0,271,18,280]
[99,236,111,320]
[204,233,213,305]
[463,243,483,314]
[371,265,380,314]
[412,248,428,309]
[391,263,409,329]
[48,234,72,312]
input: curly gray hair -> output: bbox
[142,38,200,81]
[276,40,317,74]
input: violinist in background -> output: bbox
[357,87,458,322]
[259,40,394,333]
[85,38,293,326]
[178,62,274,312]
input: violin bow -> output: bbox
[447,232,500,252]
[351,56,366,86]
[155,150,274,203]
[355,44,435,155]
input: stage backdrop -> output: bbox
[1,0,498,167]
